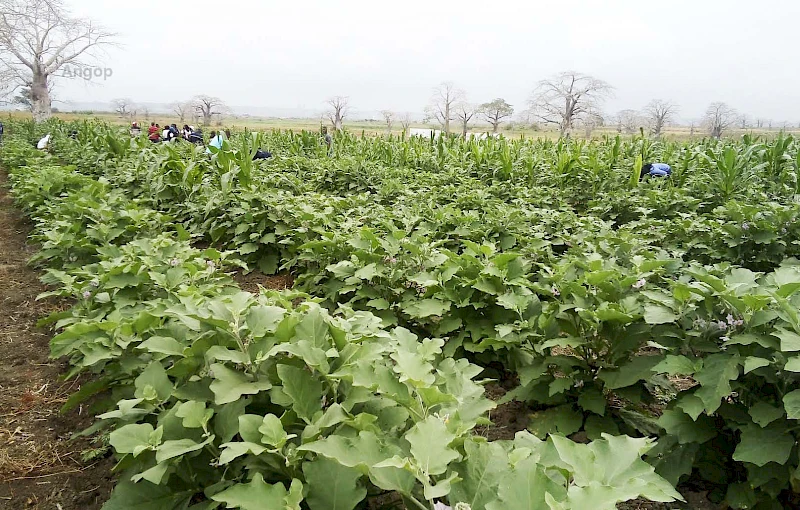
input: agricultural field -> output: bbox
[1,119,800,510]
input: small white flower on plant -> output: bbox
[170,258,180,267]
[734,319,744,327]
[717,321,727,330]
[434,503,472,510]
[726,314,735,325]
[206,260,215,269]
[82,290,92,299]
[741,222,750,231]
[720,336,730,342]
[632,278,646,289]
[552,286,560,297]
[89,280,99,288]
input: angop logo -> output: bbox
[60,65,113,81]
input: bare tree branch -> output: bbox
[380,109,395,134]
[526,70,613,137]
[703,102,738,138]
[325,96,349,131]
[643,99,679,137]
[0,0,116,121]
[192,95,228,126]
[424,82,464,135]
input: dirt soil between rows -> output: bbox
[0,170,114,510]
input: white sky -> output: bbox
[58,0,800,123]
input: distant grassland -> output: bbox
[4,110,799,141]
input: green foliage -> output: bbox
[7,119,800,508]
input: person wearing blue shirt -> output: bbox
[640,162,671,179]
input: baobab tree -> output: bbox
[644,99,678,137]
[616,109,645,134]
[325,96,349,131]
[528,71,613,137]
[454,102,478,139]
[0,0,115,121]
[400,113,412,134]
[480,98,514,133]
[703,102,738,139]
[424,82,464,135]
[192,95,227,126]
[380,110,395,133]
[171,101,192,123]
[112,98,134,118]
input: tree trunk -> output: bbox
[444,104,450,135]
[462,121,467,139]
[492,120,499,133]
[31,70,52,122]
[203,111,211,126]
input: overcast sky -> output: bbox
[57,0,800,123]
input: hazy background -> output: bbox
[54,0,800,123]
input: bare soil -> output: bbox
[0,170,114,510]
[232,270,294,294]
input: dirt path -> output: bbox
[0,170,113,510]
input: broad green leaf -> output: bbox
[577,388,606,416]
[134,362,172,402]
[675,394,705,421]
[302,457,366,510]
[733,424,794,467]
[138,335,185,357]
[402,298,451,318]
[644,305,677,325]
[245,304,286,337]
[209,363,272,405]
[653,355,697,376]
[109,423,154,456]
[749,402,784,427]
[449,439,508,509]
[774,328,800,352]
[405,416,459,476]
[277,364,323,422]
[218,441,267,465]
[294,306,329,349]
[102,479,193,510]
[390,348,435,388]
[782,390,800,419]
[785,356,800,372]
[657,410,717,444]
[175,400,213,429]
[155,436,213,463]
[298,431,415,493]
[528,405,583,437]
[212,472,302,509]
[598,355,663,390]
[743,356,770,374]
[693,354,740,413]
[259,414,291,448]
[486,455,565,510]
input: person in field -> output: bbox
[161,124,172,142]
[148,123,161,143]
[253,148,272,160]
[0,121,4,143]
[188,127,203,145]
[206,131,224,153]
[37,133,51,150]
[321,126,332,155]
[168,124,180,142]
[130,122,141,136]
[640,162,672,179]
[182,125,192,140]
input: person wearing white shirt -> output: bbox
[37,133,51,150]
